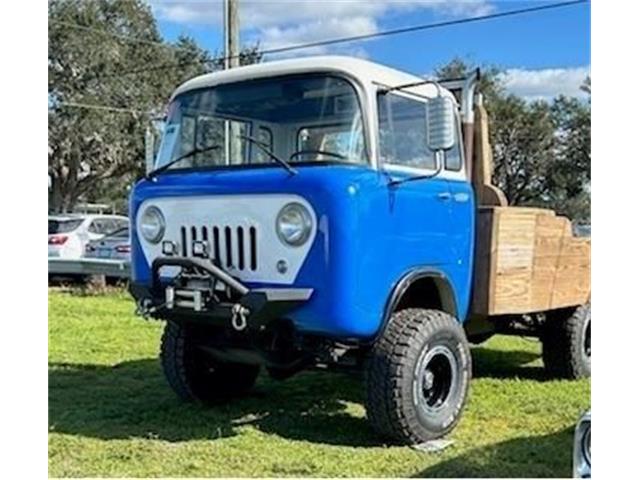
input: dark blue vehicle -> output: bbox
[129,56,589,444]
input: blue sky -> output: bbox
[151,0,590,99]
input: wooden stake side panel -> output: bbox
[472,207,590,316]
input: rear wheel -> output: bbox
[160,321,260,403]
[542,303,591,379]
[364,308,472,444]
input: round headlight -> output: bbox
[276,202,312,246]
[140,206,165,244]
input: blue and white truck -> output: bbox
[130,56,591,444]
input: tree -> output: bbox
[48,0,260,212]
[490,97,556,206]
[435,59,590,221]
[547,95,591,221]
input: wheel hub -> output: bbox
[415,345,457,414]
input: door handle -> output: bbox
[436,192,452,201]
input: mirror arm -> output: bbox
[387,153,444,188]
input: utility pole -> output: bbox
[224,0,240,69]
[223,0,241,164]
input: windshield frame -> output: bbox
[153,72,372,175]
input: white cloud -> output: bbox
[501,66,590,101]
[152,1,494,28]
[151,1,494,56]
[257,16,378,55]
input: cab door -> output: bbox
[377,92,458,266]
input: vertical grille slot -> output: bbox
[180,227,187,257]
[237,227,245,270]
[224,226,232,267]
[177,223,258,272]
[212,226,220,264]
[190,226,197,255]
[250,227,257,271]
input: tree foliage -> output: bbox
[48,0,259,212]
[436,58,591,222]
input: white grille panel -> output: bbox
[136,194,316,285]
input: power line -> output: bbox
[103,0,588,79]
[52,0,588,113]
[49,19,186,51]
[53,101,152,115]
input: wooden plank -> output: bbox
[550,235,591,308]
[493,270,533,314]
[531,213,565,310]
[472,206,590,316]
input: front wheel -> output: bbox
[364,308,472,444]
[160,321,260,403]
[542,302,591,379]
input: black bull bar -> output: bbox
[129,257,313,330]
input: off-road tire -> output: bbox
[542,302,591,379]
[364,308,472,445]
[160,321,260,403]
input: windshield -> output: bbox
[49,219,82,234]
[154,74,367,171]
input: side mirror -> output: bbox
[145,127,155,175]
[426,96,456,151]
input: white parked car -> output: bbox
[48,214,129,260]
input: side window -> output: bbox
[377,93,435,170]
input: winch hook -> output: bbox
[231,303,250,331]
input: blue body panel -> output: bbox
[130,164,475,339]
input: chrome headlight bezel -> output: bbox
[140,206,166,244]
[276,202,312,247]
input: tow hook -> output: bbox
[231,304,250,331]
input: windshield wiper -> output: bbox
[146,144,222,179]
[238,135,297,175]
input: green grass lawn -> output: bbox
[48,289,590,477]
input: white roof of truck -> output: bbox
[171,55,449,100]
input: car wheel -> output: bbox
[542,302,591,379]
[160,321,260,403]
[364,308,472,444]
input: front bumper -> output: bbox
[129,256,313,330]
